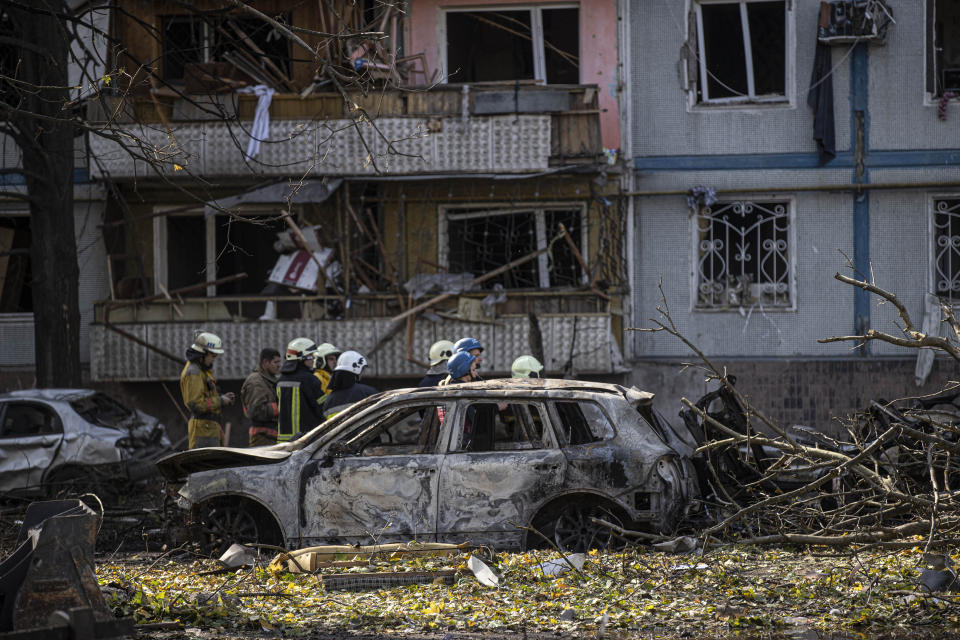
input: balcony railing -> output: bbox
[86,85,602,178]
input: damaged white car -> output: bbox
[0,389,172,500]
[159,379,698,552]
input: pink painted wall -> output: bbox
[405,0,620,151]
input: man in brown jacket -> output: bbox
[241,347,282,446]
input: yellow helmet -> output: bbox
[428,340,455,366]
[191,331,224,354]
[511,355,544,378]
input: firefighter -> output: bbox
[418,339,454,387]
[276,337,325,442]
[312,343,341,395]
[180,331,235,449]
[511,355,544,379]
[321,351,378,419]
[241,347,281,447]
[446,350,477,384]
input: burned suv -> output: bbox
[158,379,697,552]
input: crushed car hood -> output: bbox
[157,447,291,481]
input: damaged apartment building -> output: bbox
[622,1,960,429]
[66,0,628,399]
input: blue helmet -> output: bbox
[454,337,484,353]
[446,351,476,379]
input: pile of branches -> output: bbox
[642,271,960,550]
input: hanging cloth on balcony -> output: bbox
[237,84,275,159]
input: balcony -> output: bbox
[90,290,625,381]
[86,85,603,179]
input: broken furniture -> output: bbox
[0,500,133,639]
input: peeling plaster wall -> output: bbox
[406,0,621,150]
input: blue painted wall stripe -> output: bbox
[633,149,960,171]
[0,168,91,186]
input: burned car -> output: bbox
[158,379,698,552]
[0,389,172,500]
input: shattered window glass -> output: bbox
[0,403,61,438]
[934,198,960,302]
[445,207,584,289]
[695,200,791,309]
[696,1,786,103]
[445,8,579,84]
[553,401,614,446]
[339,404,446,457]
[453,402,548,452]
[70,393,134,430]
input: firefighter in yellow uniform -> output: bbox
[312,343,341,396]
[180,331,236,449]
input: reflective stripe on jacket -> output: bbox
[276,363,325,442]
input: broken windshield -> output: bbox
[70,393,135,430]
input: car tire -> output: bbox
[197,498,281,556]
[549,502,624,553]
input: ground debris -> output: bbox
[96,544,960,636]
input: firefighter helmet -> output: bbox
[511,355,544,379]
[191,331,225,355]
[316,343,341,360]
[285,337,318,362]
[428,340,455,366]
[335,350,368,374]
[446,351,476,379]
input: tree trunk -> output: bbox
[6,1,81,387]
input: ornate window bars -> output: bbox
[695,200,791,309]
[933,198,960,302]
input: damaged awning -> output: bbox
[204,178,343,218]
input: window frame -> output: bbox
[319,400,454,459]
[440,3,580,85]
[0,401,63,439]
[689,0,794,108]
[437,202,588,290]
[447,399,557,453]
[547,399,617,446]
[689,196,797,313]
[930,193,960,303]
[0,207,32,318]
[924,0,960,103]
[153,204,297,296]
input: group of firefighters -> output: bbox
[179,331,544,449]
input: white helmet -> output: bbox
[428,340,455,366]
[511,355,544,378]
[285,337,319,362]
[191,331,224,354]
[335,350,368,374]
[316,343,341,360]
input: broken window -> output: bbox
[442,206,585,289]
[0,403,61,438]
[70,393,134,430]
[338,404,447,457]
[695,200,791,309]
[694,1,786,103]
[934,198,960,302]
[929,0,960,97]
[157,208,290,296]
[160,13,292,84]
[445,7,579,84]
[553,401,614,446]
[0,215,32,314]
[454,402,549,452]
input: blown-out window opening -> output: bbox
[695,200,792,310]
[438,204,587,290]
[694,0,787,104]
[0,211,32,315]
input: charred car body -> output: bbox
[0,389,171,500]
[158,379,698,552]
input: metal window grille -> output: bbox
[933,198,960,302]
[696,200,790,309]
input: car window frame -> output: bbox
[313,399,454,459]
[0,400,64,439]
[546,398,618,447]
[446,398,557,454]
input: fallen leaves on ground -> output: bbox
[97,542,960,637]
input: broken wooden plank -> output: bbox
[322,569,457,591]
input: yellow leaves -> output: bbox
[101,74,111,85]
[173,164,183,172]
[741,587,756,600]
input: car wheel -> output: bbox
[551,503,622,553]
[198,499,276,556]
